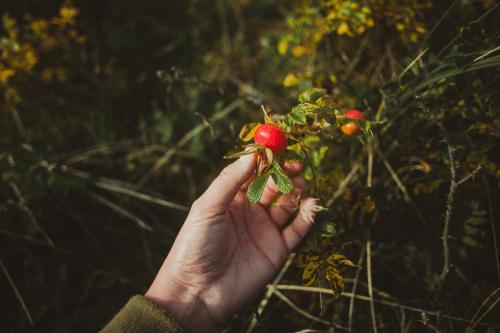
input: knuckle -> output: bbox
[190,198,204,211]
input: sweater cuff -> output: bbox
[100,295,189,333]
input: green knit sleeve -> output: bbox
[100,295,189,333]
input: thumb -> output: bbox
[198,153,257,208]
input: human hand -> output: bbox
[145,153,318,332]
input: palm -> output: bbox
[147,155,316,331]
[197,191,290,320]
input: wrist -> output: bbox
[145,270,220,333]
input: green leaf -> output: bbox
[287,105,307,125]
[223,147,258,159]
[318,221,336,237]
[298,87,327,103]
[298,102,325,114]
[315,95,335,109]
[247,172,271,203]
[271,161,294,193]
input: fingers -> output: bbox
[268,177,305,227]
[259,161,304,207]
[282,198,318,251]
[199,153,257,208]
[283,160,304,175]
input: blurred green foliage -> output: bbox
[1,0,499,332]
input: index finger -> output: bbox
[198,153,257,208]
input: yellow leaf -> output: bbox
[327,11,336,20]
[416,25,427,34]
[327,252,357,267]
[283,73,300,87]
[396,22,405,31]
[337,22,350,35]
[60,5,79,21]
[30,20,48,36]
[356,26,366,34]
[0,68,15,83]
[303,261,320,286]
[291,45,307,58]
[325,265,344,297]
[277,35,291,55]
[239,123,261,141]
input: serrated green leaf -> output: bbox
[298,87,327,103]
[299,102,324,113]
[287,105,307,125]
[272,172,294,194]
[315,95,335,109]
[247,172,271,203]
[271,161,294,193]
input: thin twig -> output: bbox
[0,259,34,326]
[419,313,442,333]
[374,146,410,202]
[342,36,370,81]
[456,165,482,186]
[11,108,26,137]
[271,287,349,331]
[366,137,374,188]
[272,285,500,328]
[8,182,55,247]
[473,45,500,62]
[68,170,189,212]
[90,193,154,231]
[420,0,458,48]
[374,145,427,224]
[432,119,482,281]
[326,163,360,207]
[470,287,500,328]
[483,177,500,284]
[366,240,378,333]
[347,246,365,333]
[139,99,243,185]
[440,132,456,281]
[272,287,330,325]
[399,308,405,333]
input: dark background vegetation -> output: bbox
[1,0,499,332]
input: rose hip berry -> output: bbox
[341,109,364,136]
[344,109,363,120]
[253,124,288,154]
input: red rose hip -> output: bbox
[344,109,364,120]
[341,109,364,136]
[253,124,288,154]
